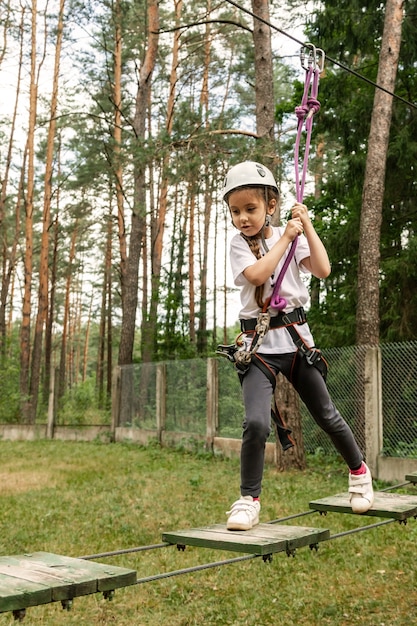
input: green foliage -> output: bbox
[0,328,22,422]
[0,360,21,423]
[58,378,111,425]
[301,0,417,346]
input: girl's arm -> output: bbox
[243,220,302,286]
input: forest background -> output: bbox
[0,0,416,425]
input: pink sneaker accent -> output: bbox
[350,462,367,476]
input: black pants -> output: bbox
[240,352,363,497]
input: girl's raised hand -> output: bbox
[284,217,304,241]
[291,202,311,226]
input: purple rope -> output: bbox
[270,64,321,311]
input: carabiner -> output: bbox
[300,43,325,72]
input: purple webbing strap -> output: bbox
[269,64,321,310]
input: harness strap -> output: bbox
[281,314,328,381]
[240,307,306,331]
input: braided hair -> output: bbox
[240,232,266,308]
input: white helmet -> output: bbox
[223,161,278,201]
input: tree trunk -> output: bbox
[144,0,182,362]
[197,184,211,354]
[118,0,159,366]
[43,213,58,406]
[353,0,404,452]
[188,186,196,344]
[20,0,38,422]
[117,1,159,425]
[251,0,275,164]
[113,0,127,303]
[197,7,212,355]
[58,222,78,400]
[98,199,113,407]
[29,0,65,422]
[274,374,306,470]
[0,6,25,357]
[356,0,404,346]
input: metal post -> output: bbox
[364,346,383,476]
[111,365,122,438]
[206,358,219,450]
[46,367,57,439]
[156,363,167,443]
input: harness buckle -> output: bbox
[295,307,307,324]
[304,348,321,365]
[281,308,306,326]
[216,344,251,375]
[216,344,239,363]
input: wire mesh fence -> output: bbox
[117,342,417,459]
[380,342,417,457]
[165,359,207,436]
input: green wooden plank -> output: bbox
[0,554,95,602]
[405,473,417,483]
[192,523,330,549]
[309,491,417,520]
[0,553,136,613]
[26,553,137,593]
[0,573,52,613]
[162,523,330,556]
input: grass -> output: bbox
[0,440,417,625]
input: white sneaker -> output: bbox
[226,495,260,531]
[349,463,374,514]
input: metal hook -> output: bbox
[300,43,325,72]
[316,48,325,72]
[300,43,316,70]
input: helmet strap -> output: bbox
[261,222,270,252]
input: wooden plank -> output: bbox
[0,573,52,614]
[0,552,136,614]
[309,491,417,520]
[162,523,330,556]
[405,472,417,483]
[26,553,137,593]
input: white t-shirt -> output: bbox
[230,226,315,354]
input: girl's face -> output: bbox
[228,188,275,237]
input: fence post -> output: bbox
[364,346,383,475]
[46,367,58,439]
[156,363,167,443]
[111,365,122,439]
[206,358,219,450]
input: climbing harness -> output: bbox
[217,44,326,449]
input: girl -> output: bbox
[223,161,374,531]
